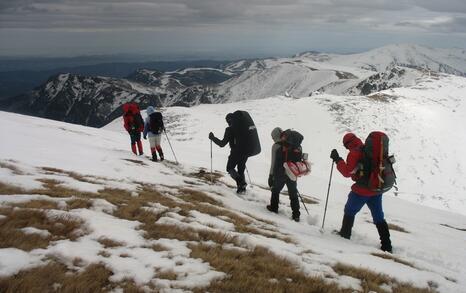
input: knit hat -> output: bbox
[146,106,155,116]
[271,127,283,143]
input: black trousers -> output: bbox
[270,175,300,218]
[226,152,248,186]
[129,131,141,145]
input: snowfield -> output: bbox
[1,68,466,292]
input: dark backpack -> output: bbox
[229,110,261,157]
[281,129,304,162]
[356,131,397,193]
[149,112,164,133]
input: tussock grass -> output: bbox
[0,181,26,195]
[98,237,124,248]
[365,220,409,233]
[190,244,347,293]
[15,199,60,210]
[371,252,417,269]
[388,223,409,233]
[187,168,223,184]
[41,167,100,184]
[0,208,84,251]
[0,262,144,293]
[333,263,437,293]
[67,198,92,210]
[179,188,223,206]
[156,270,178,280]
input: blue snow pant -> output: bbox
[344,192,385,224]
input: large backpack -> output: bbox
[229,110,261,157]
[281,129,311,181]
[123,102,144,131]
[149,112,164,134]
[356,131,397,193]
[281,129,304,162]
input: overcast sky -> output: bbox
[1,0,465,58]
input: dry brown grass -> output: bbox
[187,168,223,184]
[0,181,26,195]
[388,223,409,233]
[151,243,169,251]
[365,220,409,233]
[179,188,223,206]
[0,207,84,251]
[333,263,437,293]
[14,199,60,210]
[156,270,178,280]
[368,93,398,103]
[371,252,417,269]
[41,167,101,184]
[98,237,124,248]
[67,198,93,210]
[190,244,348,293]
[0,261,145,293]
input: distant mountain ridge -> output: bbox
[1,44,465,127]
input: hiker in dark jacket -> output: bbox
[209,113,248,193]
[143,106,165,161]
[122,103,144,156]
[266,127,301,222]
[330,132,393,253]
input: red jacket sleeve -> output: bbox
[123,115,130,131]
[336,149,362,178]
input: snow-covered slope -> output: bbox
[1,91,466,291]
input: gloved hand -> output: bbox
[268,175,274,188]
[143,135,147,140]
[208,132,215,140]
[330,149,342,162]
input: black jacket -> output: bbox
[212,127,236,150]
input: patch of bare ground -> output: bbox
[66,198,93,210]
[0,161,25,175]
[333,263,437,293]
[371,252,417,269]
[190,244,348,293]
[440,223,466,232]
[0,262,145,293]
[0,207,83,251]
[187,168,223,184]
[0,181,26,195]
[365,220,409,233]
[40,167,101,184]
[367,93,398,103]
[122,158,148,166]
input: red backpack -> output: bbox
[356,131,397,193]
[123,102,144,132]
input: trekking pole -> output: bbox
[163,129,179,164]
[321,161,334,231]
[210,140,213,183]
[245,167,253,188]
[297,191,310,215]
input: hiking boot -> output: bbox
[151,152,158,162]
[338,214,354,239]
[376,220,393,253]
[292,215,300,222]
[236,185,246,194]
[266,205,278,214]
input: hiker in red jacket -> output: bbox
[330,132,392,253]
[122,103,144,155]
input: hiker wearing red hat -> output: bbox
[330,132,392,253]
